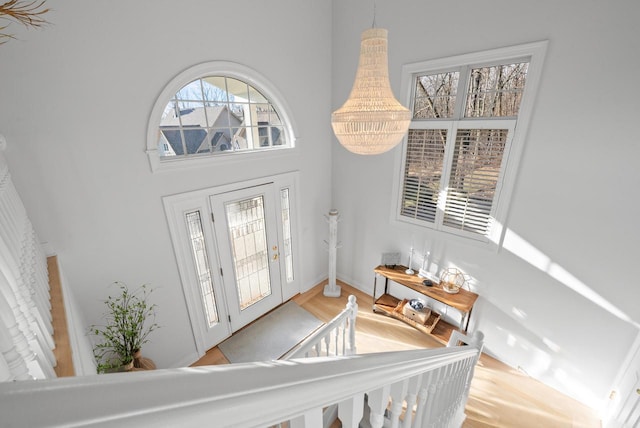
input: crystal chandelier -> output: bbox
[331,28,411,155]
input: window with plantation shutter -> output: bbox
[396,42,547,242]
[401,128,447,222]
[442,128,511,235]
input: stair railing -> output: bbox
[282,294,358,359]
[0,337,483,428]
[0,136,56,381]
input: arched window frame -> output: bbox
[146,61,299,172]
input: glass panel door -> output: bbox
[211,184,283,331]
[226,195,272,310]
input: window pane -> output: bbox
[225,78,249,101]
[156,75,289,159]
[185,211,219,327]
[413,72,459,119]
[280,188,294,283]
[401,129,448,222]
[176,80,204,102]
[225,196,272,310]
[159,128,181,156]
[465,62,529,118]
[443,129,508,235]
[201,76,228,102]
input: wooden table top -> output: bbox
[374,265,479,313]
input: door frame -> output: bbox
[163,171,302,358]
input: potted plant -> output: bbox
[90,282,159,373]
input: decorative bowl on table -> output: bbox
[409,298,426,310]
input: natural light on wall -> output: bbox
[499,226,634,326]
[331,28,410,155]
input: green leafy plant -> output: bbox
[90,282,159,373]
[0,0,50,44]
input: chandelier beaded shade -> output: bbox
[331,28,411,155]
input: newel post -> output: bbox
[347,295,357,355]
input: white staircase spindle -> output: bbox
[388,379,409,428]
[433,366,450,425]
[11,275,56,367]
[290,407,323,428]
[341,318,346,355]
[0,287,32,380]
[413,372,430,427]
[347,294,357,355]
[422,367,446,427]
[367,384,391,428]
[0,353,12,382]
[338,393,365,428]
[402,374,422,428]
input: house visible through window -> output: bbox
[397,42,547,242]
[158,77,287,157]
[146,62,297,172]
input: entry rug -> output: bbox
[218,301,324,363]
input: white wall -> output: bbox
[0,0,333,368]
[331,0,640,412]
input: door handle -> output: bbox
[272,245,279,261]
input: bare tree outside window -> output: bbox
[401,61,528,238]
[466,63,528,118]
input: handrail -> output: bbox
[0,345,480,428]
[283,294,357,359]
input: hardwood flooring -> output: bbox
[193,280,601,427]
[48,256,75,377]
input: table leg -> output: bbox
[462,307,473,332]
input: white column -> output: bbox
[323,209,341,297]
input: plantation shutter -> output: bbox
[400,129,448,223]
[442,128,509,236]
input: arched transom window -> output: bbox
[147,62,296,172]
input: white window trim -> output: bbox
[392,41,548,248]
[146,61,300,173]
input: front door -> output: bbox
[210,184,283,331]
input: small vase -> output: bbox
[133,349,156,370]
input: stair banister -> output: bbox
[0,345,480,428]
[283,294,357,359]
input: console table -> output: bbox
[373,265,479,345]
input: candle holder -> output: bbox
[405,247,415,275]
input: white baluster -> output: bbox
[347,294,357,355]
[10,272,56,367]
[0,352,11,382]
[324,332,331,356]
[0,268,55,378]
[0,285,32,380]
[389,379,409,428]
[367,384,391,428]
[341,319,347,355]
[290,407,323,428]
[413,372,430,427]
[421,367,445,427]
[338,393,364,428]
[402,374,422,428]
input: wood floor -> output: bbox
[193,280,602,427]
